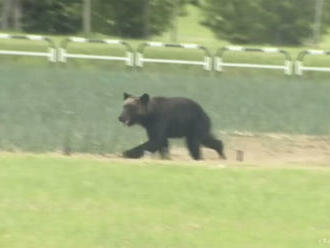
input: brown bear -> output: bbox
[118,92,226,160]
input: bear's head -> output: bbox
[118,92,150,126]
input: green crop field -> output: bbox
[0,64,329,154]
[0,154,329,248]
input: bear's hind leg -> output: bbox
[202,134,226,159]
[159,139,170,159]
[186,136,201,160]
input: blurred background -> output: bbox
[0,0,329,155]
[1,0,330,45]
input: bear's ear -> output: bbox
[123,92,131,100]
[140,93,149,104]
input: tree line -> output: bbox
[1,0,329,45]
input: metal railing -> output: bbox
[295,49,330,75]
[2,33,330,76]
[58,37,134,66]
[136,42,212,71]
[0,33,56,62]
[215,46,292,75]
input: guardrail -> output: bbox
[2,33,330,76]
[214,46,292,75]
[0,33,56,62]
[135,42,212,71]
[295,49,330,75]
[58,37,134,66]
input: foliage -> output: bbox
[202,0,330,45]
[93,0,187,38]
[93,0,168,38]
[22,0,82,34]
[20,0,188,38]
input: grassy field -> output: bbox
[0,64,329,154]
[0,154,329,248]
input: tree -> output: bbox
[82,0,92,35]
[13,0,22,30]
[1,0,22,30]
[92,0,176,38]
[16,0,188,38]
[1,0,11,29]
[313,0,324,45]
[202,0,330,45]
[22,0,81,34]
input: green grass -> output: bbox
[0,154,329,248]
[0,65,329,154]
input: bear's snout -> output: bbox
[118,115,130,126]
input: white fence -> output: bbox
[58,37,134,66]
[0,33,56,62]
[295,49,330,75]
[1,33,330,75]
[135,42,212,71]
[214,46,292,75]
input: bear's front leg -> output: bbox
[123,139,163,159]
[123,146,144,158]
[122,140,152,158]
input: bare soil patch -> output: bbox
[2,133,329,168]
[79,133,330,167]
[153,133,330,167]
